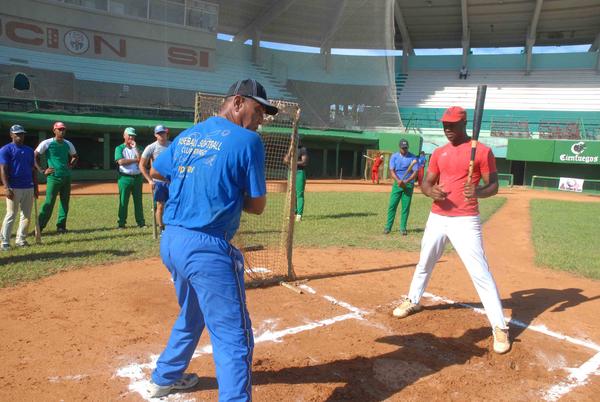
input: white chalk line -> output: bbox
[543,352,600,401]
[116,283,367,400]
[245,267,270,274]
[421,292,600,352]
[418,292,600,400]
[48,374,89,383]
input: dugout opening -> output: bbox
[510,160,526,186]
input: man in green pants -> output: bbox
[285,142,309,222]
[384,139,418,236]
[115,127,145,228]
[35,122,78,234]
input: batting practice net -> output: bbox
[195,93,300,283]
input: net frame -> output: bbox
[194,92,301,283]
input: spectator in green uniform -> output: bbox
[35,122,78,234]
[115,127,145,228]
[284,141,308,222]
[384,139,418,236]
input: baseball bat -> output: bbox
[34,196,41,244]
[467,85,487,183]
[400,158,418,181]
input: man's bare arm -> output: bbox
[421,171,447,201]
[464,172,498,199]
[117,157,139,166]
[69,154,79,168]
[0,164,13,199]
[150,166,167,182]
[297,153,308,167]
[139,157,153,184]
[243,195,266,215]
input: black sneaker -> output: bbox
[401,230,408,236]
[383,229,391,234]
[56,227,68,234]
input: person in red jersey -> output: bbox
[391,106,511,355]
[371,152,384,184]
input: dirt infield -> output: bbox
[1,184,599,401]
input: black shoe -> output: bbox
[401,230,408,236]
[117,225,125,230]
[56,227,68,234]
[383,229,390,234]
[138,224,147,228]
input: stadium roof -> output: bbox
[216,0,600,51]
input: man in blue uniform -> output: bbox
[384,139,418,235]
[0,125,38,250]
[147,79,276,400]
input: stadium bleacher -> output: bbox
[0,42,292,101]
[397,69,600,112]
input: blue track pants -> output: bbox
[152,225,253,401]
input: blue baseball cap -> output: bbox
[154,125,168,134]
[10,124,26,134]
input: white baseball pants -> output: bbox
[1,188,34,246]
[407,212,507,330]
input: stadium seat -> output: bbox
[397,69,600,112]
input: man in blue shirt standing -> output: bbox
[384,139,418,236]
[417,150,427,187]
[0,125,38,250]
[147,79,275,400]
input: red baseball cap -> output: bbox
[440,106,467,123]
[53,121,66,130]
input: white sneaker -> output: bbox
[146,373,200,398]
[392,298,422,318]
[493,326,511,354]
[295,214,302,222]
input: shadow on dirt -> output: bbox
[297,262,423,282]
[252,327,490,401]
[425,287,600,340]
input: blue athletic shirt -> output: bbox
[153,116,266,240]
[389,151,418,183]
[0,143,35,189]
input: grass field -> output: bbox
[530,199,600,280]
[0,192,506,288]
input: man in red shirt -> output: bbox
[371,152,384,184]
[392,106,510,354]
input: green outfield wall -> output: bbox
[506,139,600,185]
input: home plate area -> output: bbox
[116,280,600,401]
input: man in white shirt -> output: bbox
[140,125,171,231]
[114,127,145,228]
